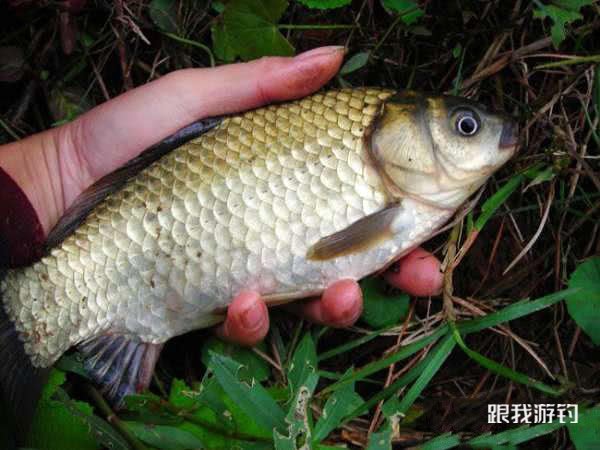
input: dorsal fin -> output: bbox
[46,117,223,249]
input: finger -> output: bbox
[66,46,345,188]
[216,291,269,346]
[292,279,363,328]
[384,247,443,297]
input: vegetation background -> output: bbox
[0,0,599,449]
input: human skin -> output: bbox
[0,46,443,346]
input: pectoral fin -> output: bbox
[307,203,403,261]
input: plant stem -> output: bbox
[0,116,20,141]
[278,24,355,30]
[86,385,150,450]
[535,55,600,69]
[370,6,419,58]
[162,32,215,67]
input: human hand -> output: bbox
[0,46,443,346]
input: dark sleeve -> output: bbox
[0,167,45,268]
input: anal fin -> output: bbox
[307,203,403,261]
[78,335,162,408]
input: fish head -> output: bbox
[369,91,518,209]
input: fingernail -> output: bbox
[241,303,264,330]
[294,45,346,62]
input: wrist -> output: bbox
[0,164,46,267]
[0,132,64,238]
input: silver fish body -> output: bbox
[0,88,517,409]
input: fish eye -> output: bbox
[454,109,480,137]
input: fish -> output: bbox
[0,88,518,437]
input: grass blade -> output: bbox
[451,325,563,396]
[318,326,394,362]
[420,432,461,450]
[320,327,448,395]
[458,289,577,335]
[475,173,524,231]
[343,343,438,422]
[467,421,564,447]
[288,332,318,400]
[382,335,456,418]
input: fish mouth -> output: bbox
[500,120,519,150]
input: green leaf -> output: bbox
[211,22,237,62]
[566,257,600,345]
[59,396,130,450]
[149,0,179,34]
[366,420,392,450]
[212,1,226,13]
[28,401,100,450]
[212,0,294,61]
[568,407,600,449]
[126,422,205,450]
[340,51,370,75]
[27,370,100,450]
[296,0,351,9]
[55,353,90,379]
[533,0,594,46]
[288,332,318,399]
[361,277,410,328]
[274,372,319,449]
[525,166,555,188]
[452,43,462,59]
[202,336,271,382]
[210,352,287,432]
[381,0,424,25]
[163,378,272,448]
[313,370,363,442]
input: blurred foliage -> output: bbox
[566,256,600,345]
[533,0,595,46]
[211,0,294,61]
[28,370,100,450]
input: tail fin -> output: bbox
[0,238,49,446]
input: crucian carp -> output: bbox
[0,88,518,436]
